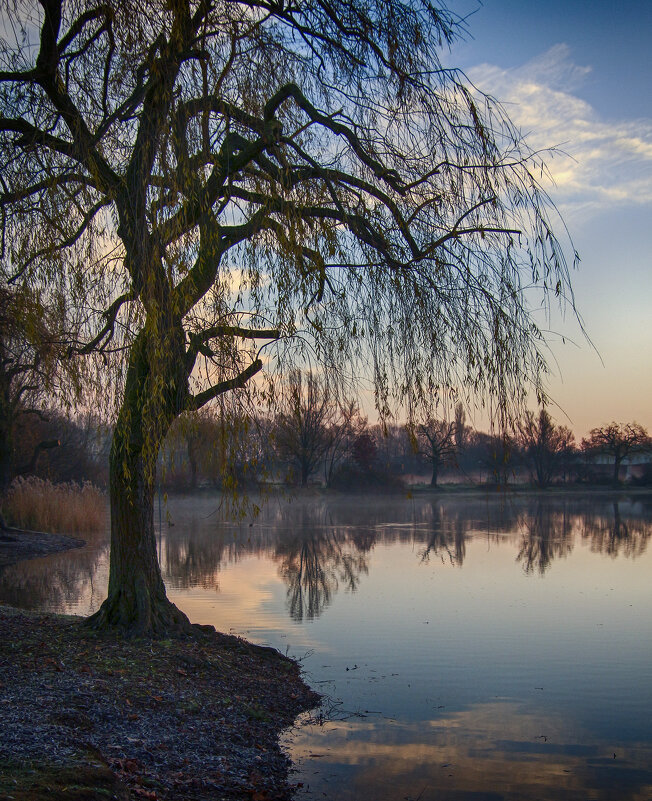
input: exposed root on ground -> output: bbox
[85,581,192,638]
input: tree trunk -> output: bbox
[87,443,190,635]
[300,457,310,487]
[535,459,548,488]
[430,459,438,488]
[188,434,198,490]
[87,327,191,636]
[613,456,621,485]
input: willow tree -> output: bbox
[0,0,575,634]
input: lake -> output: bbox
[2,491,651,800]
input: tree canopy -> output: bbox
[412,417,457,487]
[0,0,576,634]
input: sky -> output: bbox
[2,2,649,439]
[441,0,652,437]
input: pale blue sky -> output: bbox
[443,0,652,436]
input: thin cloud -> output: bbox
[468,44,652,218]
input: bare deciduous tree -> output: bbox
[323,400,363,487]
[518,408,574,488]
[275,371,333,486]
[412,418,457,487]
[583,422,650,485]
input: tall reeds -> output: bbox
[3,477,107,533]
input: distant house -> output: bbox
[583,451,652,483]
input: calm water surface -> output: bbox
[2,492,652,800]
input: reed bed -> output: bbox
[4,477,107,534]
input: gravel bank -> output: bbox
[0,606,320,800]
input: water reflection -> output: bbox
[419,501,467,567]
[514,499,652,574]
[581,501,652,559]
[0,530,107,613]
[516,502,575,575]
[288,702,652,801]
[1,492,651,801]
[274,523,372,622]
[164,528,229,590]
[1,494,651,616]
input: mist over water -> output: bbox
[3,492,652,800]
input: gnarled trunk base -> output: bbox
[86,414,192,637]
[86,577,191,637]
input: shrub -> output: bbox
[328,462,404,493]
[4,477,107,533]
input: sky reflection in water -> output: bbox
[1,492,651,800]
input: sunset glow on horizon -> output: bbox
[444,0,652,436]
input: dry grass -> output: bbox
[4,477,107,533]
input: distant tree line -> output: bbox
[154,391,650,491]
[1,357,651,498]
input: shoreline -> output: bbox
[0,605,320,800]
[0,527,85,568]
[2,487,648,799]
[162,482,652,499]
[0,532,320,799]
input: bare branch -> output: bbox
[72,291,135,355]
[186,358,264,411]
[185,325,280,372]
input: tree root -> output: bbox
[85,579,192,638]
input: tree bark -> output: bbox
[87,326,191,636]
[87,447,189,635]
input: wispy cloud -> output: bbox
[468,44,652,218]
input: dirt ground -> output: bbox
[0,532,320,801]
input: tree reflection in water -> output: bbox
[272,504,374,621]
[1,494,651,618]
[516,499,652,574]
[581,501,652,559]
[516,502,575,575]
[164,530,229,590]
[419,501,468,567]
[0,532,107,613]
